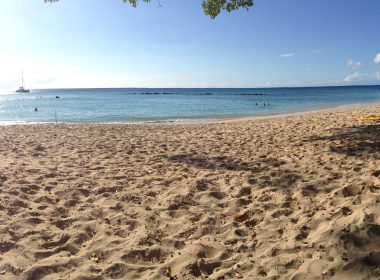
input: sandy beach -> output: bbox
[0,104,379,280]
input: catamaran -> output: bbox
[15,70,30,93]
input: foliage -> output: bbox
[202,0,254,18]
[44,0,254,18]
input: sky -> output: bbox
[0,0,379,90]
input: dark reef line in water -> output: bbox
[132,92,267,96]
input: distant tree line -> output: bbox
[44,0,254,18]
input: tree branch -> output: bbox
[44,0,254,18]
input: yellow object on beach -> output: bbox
[356,115,380,121]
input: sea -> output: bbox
[0,86,379,124]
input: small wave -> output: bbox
[0,120,39,126]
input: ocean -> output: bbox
[0,86,379,124]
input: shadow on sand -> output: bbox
[166,154,303,190]
[308,123,380,158]
[339,223,380,272]
[167,154,285,173]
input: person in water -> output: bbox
[34,107,38,112]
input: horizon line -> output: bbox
[29,84,380,91]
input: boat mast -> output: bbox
[21,69,25,88]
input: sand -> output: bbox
[0,104,379,280]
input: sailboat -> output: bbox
[15,70,30,93]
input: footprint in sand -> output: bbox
[186,259,222,277]
[121,247,167,265]
[0,241,17,254]
[103,263,128,279]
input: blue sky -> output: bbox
[0,0,379,90]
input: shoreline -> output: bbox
[1,102,379,126]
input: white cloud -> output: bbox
[347,59,361,70]
[343,72,368,83]
[343,72,360,83]
[280,53,295,58]
[374,53,380,64]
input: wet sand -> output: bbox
[0,104,379,279]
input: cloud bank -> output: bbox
[343,72,365,83]
[374,53,380,64]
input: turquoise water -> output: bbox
[0,86,379,124]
